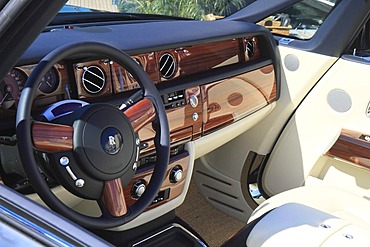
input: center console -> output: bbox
[125,151,190,210]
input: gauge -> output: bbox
[0,68,27,108]
[38,67,59,94]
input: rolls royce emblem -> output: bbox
[108,136,116,146]
[101,127,123,155]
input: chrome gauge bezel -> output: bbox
[38,67,60,94]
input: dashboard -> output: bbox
[1,35,276,140]
[0,20,279,215]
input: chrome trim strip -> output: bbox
[172,223,208,247]
[65,166,77,181]
[83,78,103,90]
[132,223,207,247]
[0,205,74,247]
[132,225,174,246]
[84,67,105,80]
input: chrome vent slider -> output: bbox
[245,37,256,59]
[159,53,176,79]
[81,65,106,94]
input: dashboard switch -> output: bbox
[170,166,183,183]
[192,113,199,121]
[189,95,199,108]
[132,180,146,198]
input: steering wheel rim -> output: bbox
[16,42,170,229]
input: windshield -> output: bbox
[64,0,255,20]
[257,0,339,40]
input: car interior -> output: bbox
[1,0,370,246]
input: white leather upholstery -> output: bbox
[247,185,370,247]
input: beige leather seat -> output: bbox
[246,185,370,246]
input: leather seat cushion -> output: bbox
[247,185,370,246]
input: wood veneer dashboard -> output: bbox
[1,35,276,137]
[1,34,277,207]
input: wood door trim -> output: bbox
[327,129,370,169]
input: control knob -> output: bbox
[189,95,199,108]
[131,180,146,198]
[170,166,183,183]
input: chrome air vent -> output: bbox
[245,37,256,58]
[81,65,106,94]
[159,53,176,79]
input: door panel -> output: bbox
[263,57,370,199]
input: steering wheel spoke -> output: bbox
[123,98,156,133]
[32,121,73,152]
[101,179,128,217]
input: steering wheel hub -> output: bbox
[73,103,137,181]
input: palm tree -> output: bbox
[115,0,250,20]
[116,0,204,19]
[198,0,250,17]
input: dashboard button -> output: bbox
[170,166,183,183]
[189,95,199,108]
[132,180,146,198]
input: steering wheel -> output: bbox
[16,42,170,229]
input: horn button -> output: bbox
[73,104,137,181]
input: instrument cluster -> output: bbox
[0,56,148,119]
[0,63,68,116]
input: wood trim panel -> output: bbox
[111,53,159,93]
[201,64,276,134]
[169,127,193,144]
[327,129,370,170]
[102,179,128,217]
[73,60,112,98]
[177,39,241,76]
[138,86,202,152]
[123,153,189,210]
[52,62,70,100]
[156,38,248,82]
[32,121,73,152]
[140,127,193,155]
[132,53,159,83]
[124,99,156,133]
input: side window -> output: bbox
[257,0,339,40]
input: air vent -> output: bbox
[82,65,105,94]
[245,38,256,58]
[159,53,176,79]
